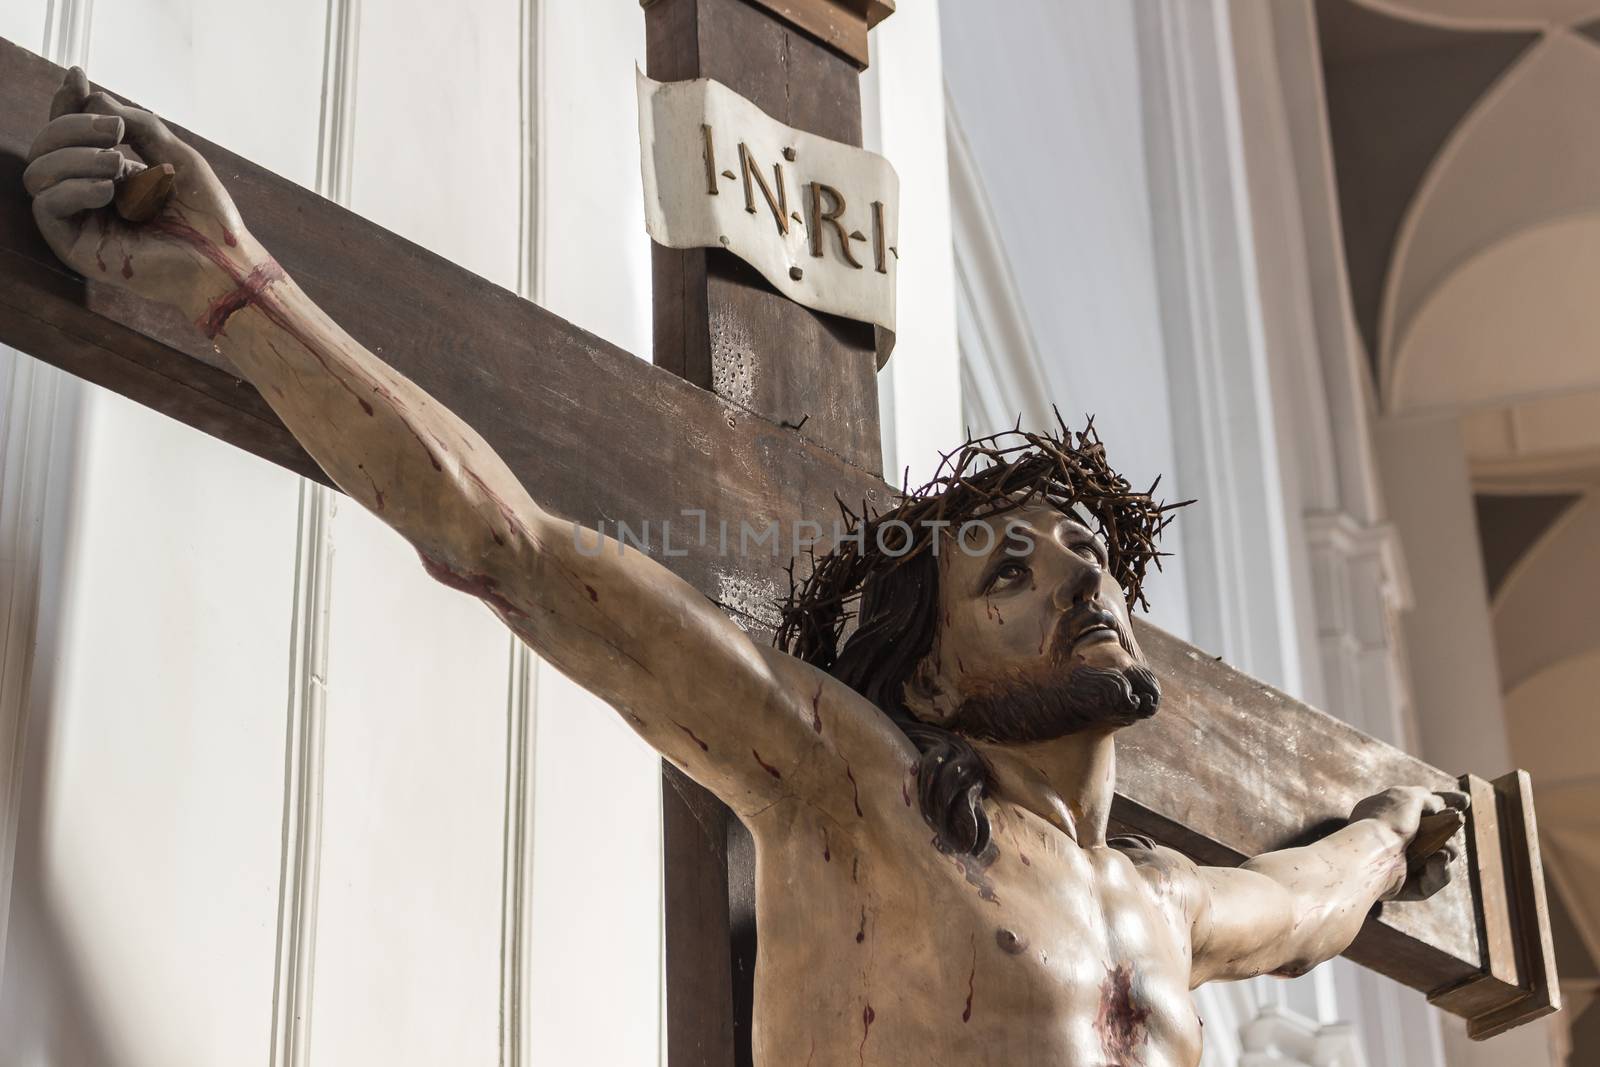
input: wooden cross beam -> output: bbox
[0,7,1556,1052]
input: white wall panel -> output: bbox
[0,392,300,1067]
[307,1,522,1062]
[527,663,665,1066]
[538,0,652,355]
[0,3,46,52]
[89,0,326,186]
[348,0,522,285]
[530,3,664,1062]
[309,504,509,1065]
[1,1,324,1063]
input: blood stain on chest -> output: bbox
[1095,964,1152,1064]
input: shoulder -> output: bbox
[746,644,920,822]
[752,644,917,759]
[1107,835,1207,919]
[1108,833,1191,872]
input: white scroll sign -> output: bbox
[637,70,900,362]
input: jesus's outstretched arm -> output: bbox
[1126,785,1468,987]
[26,70,907,822]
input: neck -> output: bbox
[977,728,1118,846]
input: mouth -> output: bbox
[1058,608,1124,656]
[1071,624,1119,649]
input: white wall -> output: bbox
[0,2,665,1064]
[867,3,963,483]
[939,0,1193,640]
[525,4,664,1064]
[1,4,321,1063]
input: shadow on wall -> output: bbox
[0,629,123,1062]
[0,359,120,1065]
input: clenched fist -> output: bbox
[26,67,269,327]
[1350,785,1469,902]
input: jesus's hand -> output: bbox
[25,67,258,319]
[1350,785,1469,902]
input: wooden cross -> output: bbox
[0,0,1558,1056]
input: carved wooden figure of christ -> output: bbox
[21,69,1486,1067]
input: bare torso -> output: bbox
[746,683,1203,1067]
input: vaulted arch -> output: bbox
[1384,32,1600,402]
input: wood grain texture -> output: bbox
[739,0,869,67]
[1428,772,1560,1038]
[642,5,880,1063]
[644,0,883,468]
[1117,623,1483,993]
[646,0,894,70]
[662,765,739,1067]
[0,33,1548,1038]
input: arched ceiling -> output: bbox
[1317,1,1600,465]
[1506,651,1600,784]
[1493,491,1600,691]
[1475,491,1579,597]
[1391,219,1600,412]
[1362,0,1600,30]
[1503,657,1600,974]
[1316,0,1535,371]
[1386,32,1600,375]
[1498,522,1600,1002]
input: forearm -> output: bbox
[175,228,541,577]
[170,230,817,788]
[1242,819,1405,974]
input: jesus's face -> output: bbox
[906,502,1160,742]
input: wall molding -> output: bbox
[1134,0,1301,690]
[516,0,546,311]
[0,353,66,992]
[269,2,360,1061]
[40,0,94,69]
[313,0,361,208]
[269,482,335,1067]
[500,3,544,1063]
[498,635,539,1067]
[1303,510,1412,748]
[1241,1005,1367,1067]
[0,0,91,1005]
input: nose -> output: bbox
[1051,553,1103,612]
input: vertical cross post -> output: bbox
[640,1,890,1063]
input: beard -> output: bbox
[944,662,1161,744]
[942,613,1162,744]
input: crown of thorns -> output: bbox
[775,413,1191,668]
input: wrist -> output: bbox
[162,225,286,336]
[1354,819,1409,899]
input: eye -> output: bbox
[1070,537,1107,565]
[987,560,1030,591]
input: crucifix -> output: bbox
[0,0,1559,1061]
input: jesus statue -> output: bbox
[25,70,1465,1066]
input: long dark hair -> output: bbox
[830,550,995,856]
